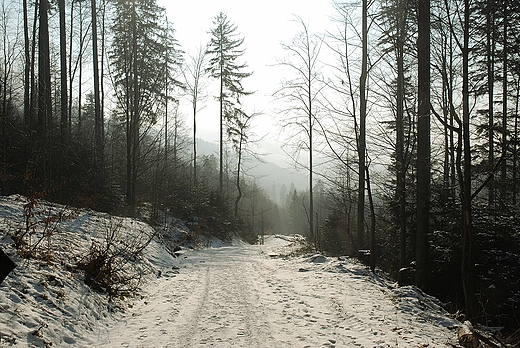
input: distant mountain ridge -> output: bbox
[196,139,307,203]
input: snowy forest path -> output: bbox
[171,245,275,347]
[94,238,457,347]
[94,244,281,347]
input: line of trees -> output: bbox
[0,0,275,243]
[273,0,520,331]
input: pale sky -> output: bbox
[157,0,336,165]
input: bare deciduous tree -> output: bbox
[183,44,208,184]
[274,16,323,242]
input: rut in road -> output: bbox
[173,246,275,347]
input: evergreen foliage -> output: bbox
[206,12,252,192]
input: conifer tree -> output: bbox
[206,12,252,193]
[110,0,181,213]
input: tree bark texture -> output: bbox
[415,0,430,290]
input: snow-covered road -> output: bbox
[94,237,458,347]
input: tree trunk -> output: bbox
[37,0,52,190]
[100,0,106,129]
[513,80,519,204]
[442,35,450,194]
[449,33,456,196]
[219,42,224,193]
[164,51,169,203]
[172,106,179,175]
[29,1,38,134]
[131,1,139,213]
[396,0,407,269]
[125,96,132,206]
[366,166,376,272]
[59,0,68,152]
[190,47,206,186]
[500,0,508,203]
[23,0,30,129]
[461,0,478,321]
[77,3,83,134]
[487,0,495,210]
[358,0,368,250]
[235,132,243,219]
[91,0,103,174]
[193,100,197,184]
[308,47,314,244]
[415,0,430,290]
[67,0,74,131]
[58,0,68,196]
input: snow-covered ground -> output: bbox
[0,195,460,347]
[95,237,460,347]
[0,195,175,347]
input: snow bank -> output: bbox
[262,234,311,258]
[0,195,178,347]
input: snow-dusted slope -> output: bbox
[1,195,460,347]
[0,195,178,347]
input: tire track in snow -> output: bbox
[171,247,275,347]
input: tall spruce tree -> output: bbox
[378,0,415,270]
[206,12,252,193]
